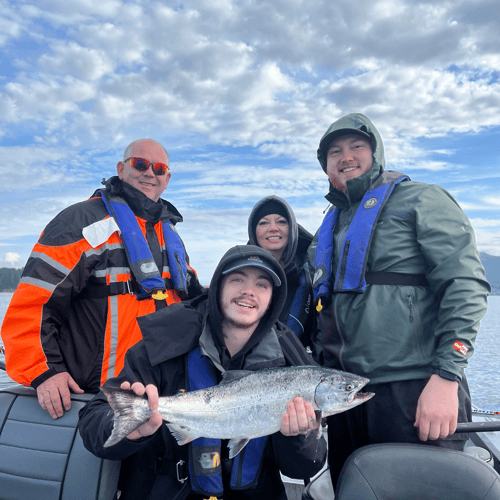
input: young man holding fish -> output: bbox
[79,245,331,500]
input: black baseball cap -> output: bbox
[222,256,282,286]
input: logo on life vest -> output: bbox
[363,197,378,209]
[453,341,469,356]
[140,261,159,273]
[199,451,220,469]
[313,266,326,287]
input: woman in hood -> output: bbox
[248,196,315,354]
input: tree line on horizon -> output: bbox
[0,268,24,292]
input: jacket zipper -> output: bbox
[333,299,347,372]
[407,295,414,323]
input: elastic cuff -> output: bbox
[435,369,461,383]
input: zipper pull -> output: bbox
[407,296,414,323]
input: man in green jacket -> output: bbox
[308,113,490,490]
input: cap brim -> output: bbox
[222,260,281,286]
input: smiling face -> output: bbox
[117,139,171,202]
[219,267,273,332]
[326,133,373,195]
[255,214,289,262]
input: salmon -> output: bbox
[102,365,374,457]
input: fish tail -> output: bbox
[101,386,152,448]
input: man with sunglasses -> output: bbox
[1,138,203,421]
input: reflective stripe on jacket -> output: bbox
[1,188,199,390]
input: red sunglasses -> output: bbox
[125,157,169,176]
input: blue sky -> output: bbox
[1,0,500,285]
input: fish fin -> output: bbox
[220,370,253,384]
[166,422,197,446]
[314,410,323,439]
[101,386,151,448]
[228,438,250,459]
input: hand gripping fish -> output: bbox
[102,365,374,458]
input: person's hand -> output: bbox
[280,396,320,436]
[414,374,459,441]
[121,381,163,441]
[37,372,84,419]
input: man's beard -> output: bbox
[222,314,260,332]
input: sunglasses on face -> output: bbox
[125,157,169,176]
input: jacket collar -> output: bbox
[100,176,183,224]
[199,321,286,372]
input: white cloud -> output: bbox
[1,0,500,278]
[38,42,113,81]
[0,3,22,46]
[1,0,499,164]
[475,230,500,257]
[3,252,21,264]
[471,218,500,228]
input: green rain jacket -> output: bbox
[308,113,490,384]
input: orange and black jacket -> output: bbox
[1,177,202,391]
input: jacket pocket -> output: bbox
[406,292,427,361]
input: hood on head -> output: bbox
[207,245,287,363]
[247,196,299,270]
[316,113,386,203]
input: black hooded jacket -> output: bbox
[78,245,326,500]
[248,196,314,350]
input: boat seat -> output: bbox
[0,385,120,500]
[332,443,500,500]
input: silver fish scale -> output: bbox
[156,366,351,440]
[102,364,373,449]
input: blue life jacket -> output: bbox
[286,263,312,338]
[313,174,409,302]
[99,191,188,299]
[186,347,268,497]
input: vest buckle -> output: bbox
[152,290,169,300]
[125,280,135,296]
[176,460,188,483]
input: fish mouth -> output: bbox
[349,390,375,404]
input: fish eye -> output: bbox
[346,384,353,391]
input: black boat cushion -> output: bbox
[335,443,500,500]
[0,385,120,500]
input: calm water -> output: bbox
[1,292,499,410]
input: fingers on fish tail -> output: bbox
[101,386,150,448]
